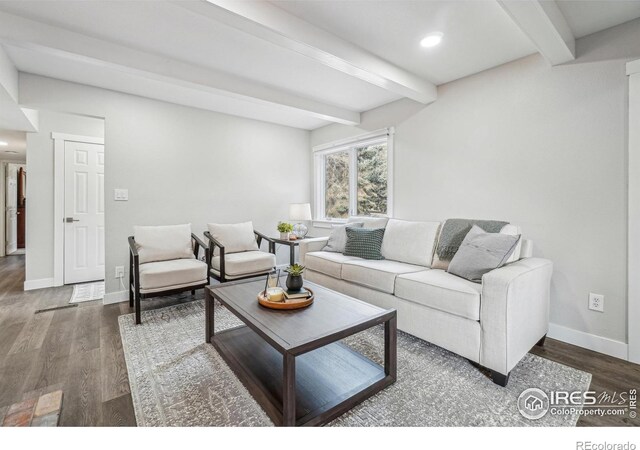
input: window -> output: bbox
[314,130,393,222]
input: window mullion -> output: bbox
[349,147,358,217]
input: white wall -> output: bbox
[310,20,640,345]
[20,74,310,295]
[25,110,104,283]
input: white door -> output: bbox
[64,141,105,283]
[5,163,18,254]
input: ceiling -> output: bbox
[272,0,538,86]
[0,0,638,131]
[557,0,640,38]
[0,129,26,161]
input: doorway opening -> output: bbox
[0,130,27,259]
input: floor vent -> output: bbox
[34,304,78,314]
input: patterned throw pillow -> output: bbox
[343,227,386,260]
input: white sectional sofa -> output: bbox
[299,217,553,386]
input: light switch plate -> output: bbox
[114,189,128,201]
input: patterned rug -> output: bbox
[119,299,591,427]
[69,281,105,304]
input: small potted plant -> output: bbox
[277,222,294,240]
[285,263,305,291]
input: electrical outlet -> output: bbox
[589,293,604,312]
[115,266,124,279]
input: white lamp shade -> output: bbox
[289,203,312,221]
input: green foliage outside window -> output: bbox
[323,144,387,219]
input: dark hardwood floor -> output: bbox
[0,255,637,426]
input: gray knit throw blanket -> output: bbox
[436,218,509,260]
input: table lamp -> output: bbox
[289,203,312,238]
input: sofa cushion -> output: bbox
[342,259,427,294]
[348,216,389,229]
[134,224,194,264]
[211,251,275,277]
[305,251,360,279]
[447,225,521,282]
[323,222,363,253]
[395,270,482,321]
[344,227,385,260]
[381,219,441,267]
[207,222,258,256]
[139,258,207,290]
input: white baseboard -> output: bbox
[103,290,128,305]
[23,278,54,291]
[548,323,628,361]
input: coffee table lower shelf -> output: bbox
[212,325,393,426]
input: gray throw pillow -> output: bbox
[323,222,363,253]
[343,227,385,260]
[447,225,521,283]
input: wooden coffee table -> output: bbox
[205,278,397,427]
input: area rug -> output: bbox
[69,281,105,304]
[119,300,591,427]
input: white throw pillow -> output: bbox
[501,224,523,263]
[323,222,364,253]
[381,219,442,267]
[134,224,194,264]
[348,216,389,229]
[207,222,259,255]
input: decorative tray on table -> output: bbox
[257,287,314,310]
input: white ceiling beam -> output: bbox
[0,44,37,131]
[498,0,575,65]
[0,11,360,126]
[175,0,437,104]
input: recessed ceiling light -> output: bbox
[420,32,443,48]
[0,141,8,146]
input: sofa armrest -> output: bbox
[299,237,329,265]
[480,257,553,375]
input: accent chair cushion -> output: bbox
[134,224,194,264]
[138,258,207,291]
[395,270,482,321]
[447,225,521,283]
[207,222,259,255]
[211,250,275,277]
[381,219,441,267]
[323,222,363,253]
[341,259,427,294]
[305,251,361,279]
[343,227,385,260]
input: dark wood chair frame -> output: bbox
[128,233,210,325]
[204,230,276,283]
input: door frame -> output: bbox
[52,132,104,286]
[628,59,640,364]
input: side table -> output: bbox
[271,236,315,265]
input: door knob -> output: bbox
[65,217,80,223]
